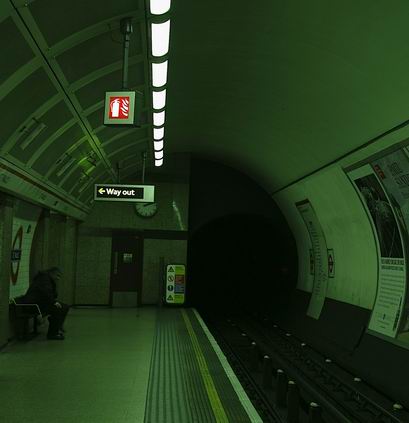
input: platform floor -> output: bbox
[0,307,261,423]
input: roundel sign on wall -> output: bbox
[11,226,23,285]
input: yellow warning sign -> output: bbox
[166,264,186,305]
[175,265,185,274]
[174,294,184,304]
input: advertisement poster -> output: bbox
[371,150,409,333]
[296,200,329,319]
[348,164,407,337]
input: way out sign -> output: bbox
[166,264,186,305]
[103,91,142,126]
[94,184,155,203]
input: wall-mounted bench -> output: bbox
[9,297,47,340]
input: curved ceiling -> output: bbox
[0,0,152,207]
[2,0,409,209]
[167,0,409,192]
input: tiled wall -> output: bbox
[29,212,79,305]
[75,234,112,304]
[9,200,41,299]
[0,195,13,347]
[75,181,189,305]
[61,218,78,304]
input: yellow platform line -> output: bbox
[181,309,230,423]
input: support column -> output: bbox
[30,209,51,281]
[0,194,13,347]
[48,213,78,305]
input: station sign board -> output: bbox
[11,249,22,262]
[103,90,142,126]
[94,184,155,203]
[165,264,186,305]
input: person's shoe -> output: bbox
[59,328,66,333]
[47,333,65,340]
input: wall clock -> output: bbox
[135,202,158,217]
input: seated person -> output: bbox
[21,267,69,340]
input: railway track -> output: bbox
[201,310,409,423]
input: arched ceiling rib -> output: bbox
[6,0,409,206]
[0,0,154,208]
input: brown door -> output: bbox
[110,232,143,306]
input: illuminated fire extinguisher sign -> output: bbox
[103,91,142,126]
[110,96,129,119]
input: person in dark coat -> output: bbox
[22,267,69,340]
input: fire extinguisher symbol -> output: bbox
[109,97,130,119]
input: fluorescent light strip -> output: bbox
[155,158,163,167]
[152,61,168,87]
[21,122,47,150]
[151,20,170,57]
[153,110,165,126]
[150,0,171,15]
[56,157,76,177]
[153,127,164,139]
[152,89,166,110]
[154,140,164,150]
[154,150,164,160]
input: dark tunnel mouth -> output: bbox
[187,212,298,315]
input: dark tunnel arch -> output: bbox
[186,213,298,315]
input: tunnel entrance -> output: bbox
[187,213,297,316]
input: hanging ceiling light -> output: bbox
[154,140,164,151]
[150,0,171,15]
[152,61,168,87]
[153,127,164,140]
[152,89,167,110]
[151,20,170,57]
[154,150,164,160]
[153,110,165,126]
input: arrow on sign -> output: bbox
[98,188,106,194]
[167,294,174,301]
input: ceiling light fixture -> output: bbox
[151,20,170,57]
[20,121,47,150]
[154,150,164,160]
[155,158,163,167]
[154,140,164,150]
[56,156,76,177]
[150,0,171,15]
[153,110,165,126]
[152,61,168,87]
[153,127,164,139]
[152,89,166,110]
